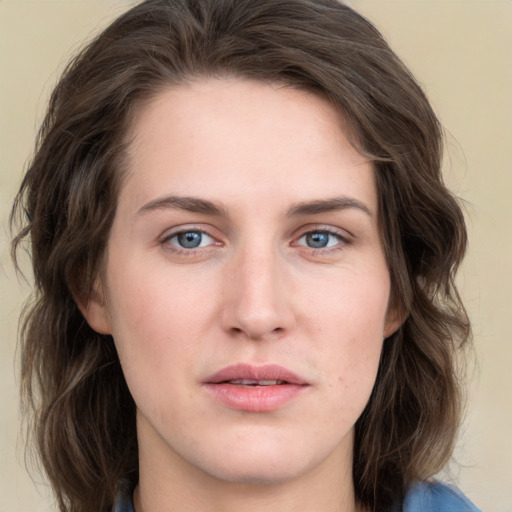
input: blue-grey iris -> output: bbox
[306,232,329,248]
[177,231,202,248]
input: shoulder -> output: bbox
[401,481,481,512]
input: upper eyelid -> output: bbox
[166,229,213,239]
[292,224,353,240]
[294,230,347,246]
[161,224,220,241]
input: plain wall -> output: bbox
[1,1,510,511]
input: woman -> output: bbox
[11,1,480,511]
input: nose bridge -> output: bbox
[222,239,293,339]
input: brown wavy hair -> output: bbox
[11,1,470,510]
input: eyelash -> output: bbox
[160,227,350,256]
[161,228,218,256]
[294,228,349,254]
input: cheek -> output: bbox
[104,261,221,403]
[104,268,181,381]
[304,269,389,403]
[105,280,193,424]
[107,261,209,343]
[305,265,390,343]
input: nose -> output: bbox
[220,246,296,341]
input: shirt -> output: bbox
[113,480,481,511]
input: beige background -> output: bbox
[1,1,510,510]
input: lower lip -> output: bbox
[203,383,307,412]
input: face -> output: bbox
[84,79,399,487]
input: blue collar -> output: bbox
[113,480,480,512]
[113,481,135,512]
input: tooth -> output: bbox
[227,379,280,386]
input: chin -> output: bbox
[205,459,307,486]
[193,437,324,486]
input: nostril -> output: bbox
[228,325,285,340]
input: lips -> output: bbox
[203,363,309,412]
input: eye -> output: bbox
[296,230,343,249]
[165,230,215,250]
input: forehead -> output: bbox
[120,78,376,216]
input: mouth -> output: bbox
[204,363,308,385]
[203,363,309,412]
[221,379,289,386]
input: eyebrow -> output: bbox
[286,197,372,217]
[137,195,228,217]
[136,194,372,218]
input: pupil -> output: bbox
[178,231,202,248]
[307,232,328,248]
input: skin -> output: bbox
[82,79,400,512]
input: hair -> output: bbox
[11,1,470,511]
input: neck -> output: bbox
[134,468,361,512]
[134,424,362,512]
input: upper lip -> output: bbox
[204,363,309,385]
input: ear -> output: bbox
[384,304,406,339]
[74,279,112,335]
